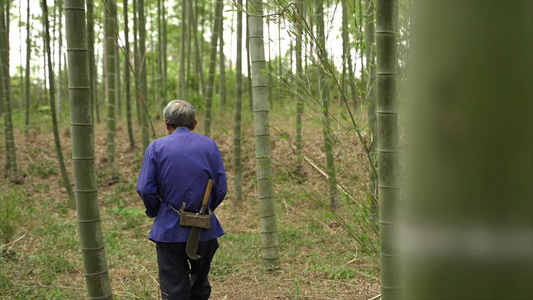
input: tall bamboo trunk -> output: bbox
[24,0,31,133]
[232,0,243,205]
[403,2,532,299]
[341,0,359,112]
[376,0,399,298]
[138,0,150,152]
[228,10,234,71]
[277,20,282,107]
[178,0,187,98]
[347,38,358,112]
[156,0,163,103]
[0,1,18,179]
[133,0,140,126]
[365,0,378,227]
[219,4,226,108]
[189,0,204,95]
[42,0,75,207]
[17,0,22,110]
[266,15,272,107]
[245,0,253,112]
[124,0,134,149]
[151,2,158,112]
[197,0,205,75]
[186,10,192,92]
[87,0,98,123]
[65,1,113,298]
[115,30,121,120]
[355,0,364,112]
[161,0,167,97]
[341,0,348,97]
[294,0,304,176]
[316,2,340,209]
[249,0,280,270]
[57,0,63,120]
[203,0,222,136]
[105,0,118,175]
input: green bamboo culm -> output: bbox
[245,0,253,113]
[161,0,167,100]
[341,0,348,101]
[203,0,223,137]
[156,0,163,107]
[294,0,304,176]
[64,1,113,298]
[342,0,358,113]
[0,0,18,180]
[218,4,226,109]
[123,0,134,150]
[376,0,400,299]
[232,0,243,206]
[24,0,31,133]
[137,0,150,152]
[177,0,186,98]
[365,0,378,227]
[403,2,532,299]
[189,0,204,95]
[249,0,280,270]
[104,0,117,175]
[316,1,340,210]
[87,0,99,124]
[178,1,188,99]
[56,0,64,120]
[133,0,140,127]
[114,22,121,121]
[41,0,75,207]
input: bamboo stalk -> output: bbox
[376,0,400,298]
[203,0,223,136]
[65,1,113,298]
[249,0,280,270]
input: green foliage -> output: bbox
[188,92,205,111]
[29,253,76,285]
[28,162,58,178]
[111,205,145,234]
[0,273,13,291]
[0,187,23,245]
[211,232,260,278]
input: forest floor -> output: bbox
[0,103,380,299]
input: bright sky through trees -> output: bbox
[10,1,357,78]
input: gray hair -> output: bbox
[163,100,196,129]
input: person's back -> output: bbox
[140,127,226,243]
[137,100,227,300]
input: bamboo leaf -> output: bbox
[340,112,347,121]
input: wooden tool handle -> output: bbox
[199,179,214,213]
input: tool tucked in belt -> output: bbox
[162,179,214,260]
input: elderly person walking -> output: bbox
[137,100,227,300]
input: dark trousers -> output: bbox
[156,239,219,300]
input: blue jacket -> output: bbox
[136,127,227,242]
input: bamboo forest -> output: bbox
[1,0,531,299]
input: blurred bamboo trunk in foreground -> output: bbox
[402,2,533,299]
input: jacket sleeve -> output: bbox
[211,140,227,210]
[136,142,160,218]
